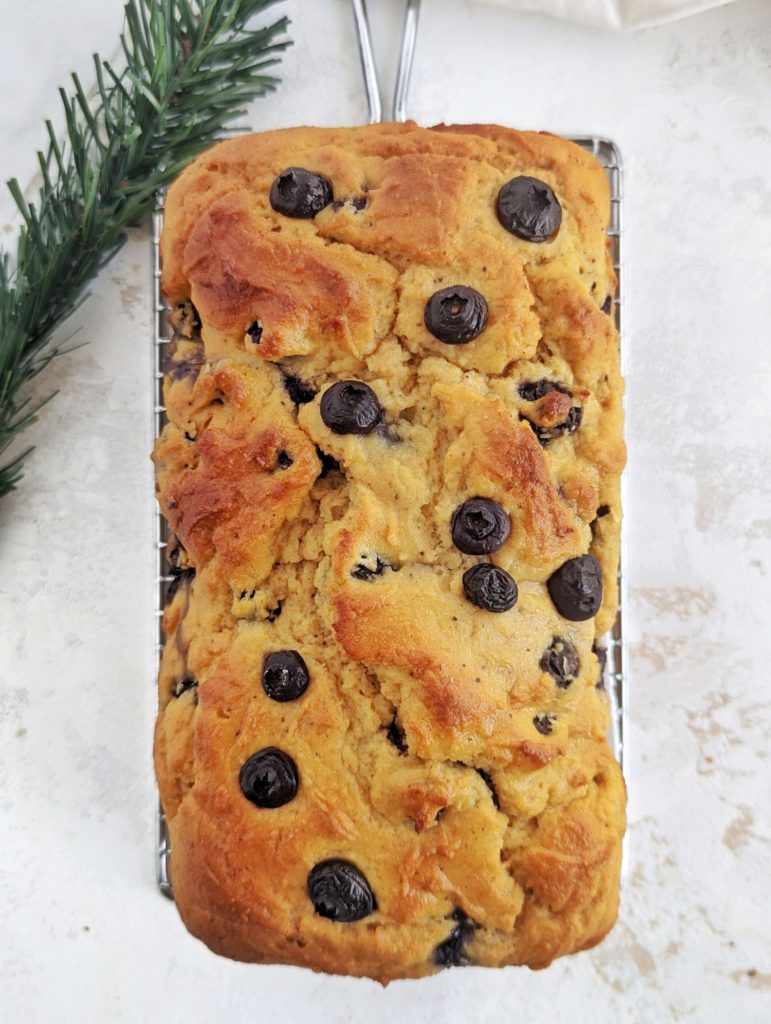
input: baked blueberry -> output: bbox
[333,195,368,213]
[171,300,201,338]
[424,286,488,345]
[518,379,571,402]
[530,405,583,445]
[165,340,205,383]
[320,381,383,435]
[246,320,263,344]
[462,563,518,612]
[270,167,332,218]
[351,556,387,581]
[262,650,310,702]
[266,602,283,623]
[496,176,562,242]
[276,450,293,469]
[540,637,579,688]
[601,295,613,315]
[452,498,510,555]
[308,860,375,922]
[282,372,316,406]
[316,447,342,478]
[547,555,603,621]
[239,748,298,808]
[433,909,476,968]
[533,713,557,736]
[518,379,582,444]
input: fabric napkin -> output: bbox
[471,0,737,31]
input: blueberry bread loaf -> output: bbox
[153,121,626,981]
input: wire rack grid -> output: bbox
[151,141,626,898]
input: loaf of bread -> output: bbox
[153,121,626,981]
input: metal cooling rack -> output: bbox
[152,0,626,898]
[152,198,173,899]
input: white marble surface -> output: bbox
[1,0,770,1021]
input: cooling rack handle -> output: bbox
[393,0,421,122]
[350,0,422,124]
[351,0,382,124]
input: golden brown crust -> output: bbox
[154,121,625,980]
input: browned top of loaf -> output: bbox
[153,121,625,981]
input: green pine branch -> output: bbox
[0,0,291,501]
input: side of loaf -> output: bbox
[153,121,626,981]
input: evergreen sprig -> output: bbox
[0,0,290,501]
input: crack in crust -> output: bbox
[153,121,625,981]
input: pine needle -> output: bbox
[0,0,291,501]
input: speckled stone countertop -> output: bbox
[0,0,769,1021]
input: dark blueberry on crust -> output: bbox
[601,295,613,315]
[282,372,317,406]
[333,195,367,213]
[166,567,195,602]
[424,286,488,345]
[246,320,263,344]
[434,909,476,968]
[462,563,518,612]
[316,448,341,478]
[386,716,407,753]
[170,300,201,338]
[529,405,583,446]
[476,769,500,809]
[266,602,283,623]
[320,381,383,435]
[239,748,298,808]
[496,175,562,243]
[276,450,293,469]
[540,637,580,688]
[533,713,557,736]
[262,650,310,702]
[164,338,205,383]
[547,555,603,621]
[351,556,387,581]
[519,380,583,445]
[451,498,510,555]
[594,642,608,690]
[308,860,375,922]
[172,676,197,699]
[518,379,571,402]
[270,167,333,219]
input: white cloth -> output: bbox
[472,0,738,31]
